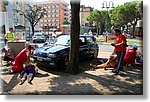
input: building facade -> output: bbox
[34,0,70,34]
[80,5,93,34]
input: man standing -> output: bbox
[111,28,127,75]
[4,28,16,44]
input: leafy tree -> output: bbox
[110,1,142,38]
[18,4,47,36]
[87,10,111,35]
[62,20,70,25]
[66,0,80,74]
[2,0,9,6]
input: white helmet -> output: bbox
[132,43,138,49]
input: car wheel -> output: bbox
[93,50,98,58]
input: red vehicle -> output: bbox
[108,35,117,40]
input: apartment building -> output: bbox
[80,5,93,34]
[80,5,93,27]
[34,0,70,33]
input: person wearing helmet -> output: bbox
[123,43,138,66]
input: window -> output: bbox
[52,5,55,8]
[56,10,59,12]
[52,14,55,17]
[52,10,55,13]
[56,14,59,17]
[56,19,59,22]
[56,5,59,8]
[52,19,55,22]
[79,37,86,46]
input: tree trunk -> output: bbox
[66,0,80,74]
[31,25,34,36]
[132,25,136,38]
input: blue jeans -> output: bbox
[115,51,126,72]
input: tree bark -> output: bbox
[66,0,80,74]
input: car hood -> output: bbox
[35,44,69,54]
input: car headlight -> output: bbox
[48,54,57,58]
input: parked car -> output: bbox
[108,35,117,40]
[0,36,5,49]
[32,34,99,68]
[32,33,46,43]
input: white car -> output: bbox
[32,33,46,43]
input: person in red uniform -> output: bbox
[123,44,138,66]
[8,42,32,73]
[111,28,127,75]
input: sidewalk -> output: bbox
[1,56,143,95]
[0,43,143,95]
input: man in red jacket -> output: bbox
[111,28,127,75]
[9,42,32,73]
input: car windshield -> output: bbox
[54,35,70,45]
[34,33,43,36]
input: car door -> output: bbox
[79,37,90,58]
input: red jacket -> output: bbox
[10,48,30,73]
[123,48,136,64]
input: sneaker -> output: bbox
[19,79,25,85]
[112,70,119,75]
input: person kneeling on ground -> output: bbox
[1,47,14,65]
[8,42,34,73]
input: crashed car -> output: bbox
[32,34,99,68]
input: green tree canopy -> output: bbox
[110,1,142,37]
[62,20,70,25]
[87,10,111,35]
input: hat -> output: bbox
[132,43,138,49]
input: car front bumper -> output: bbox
[32,56,62,68]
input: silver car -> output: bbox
[32,33,46,43]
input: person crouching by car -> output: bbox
[1,47,14,64]
[111,28,127,75]
[123,43,138,66]
[8,42,32,73]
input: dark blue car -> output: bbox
[32,34,99,68]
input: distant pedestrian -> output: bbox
[111,28,127,75]
[4,28,16,45]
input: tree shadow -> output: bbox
[39,66,142,95]
[1,73,20,93]
[27,64,143,95]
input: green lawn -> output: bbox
[96,39,143,46]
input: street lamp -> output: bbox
[102,1,115,42]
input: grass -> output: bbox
[96,39,143,46]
